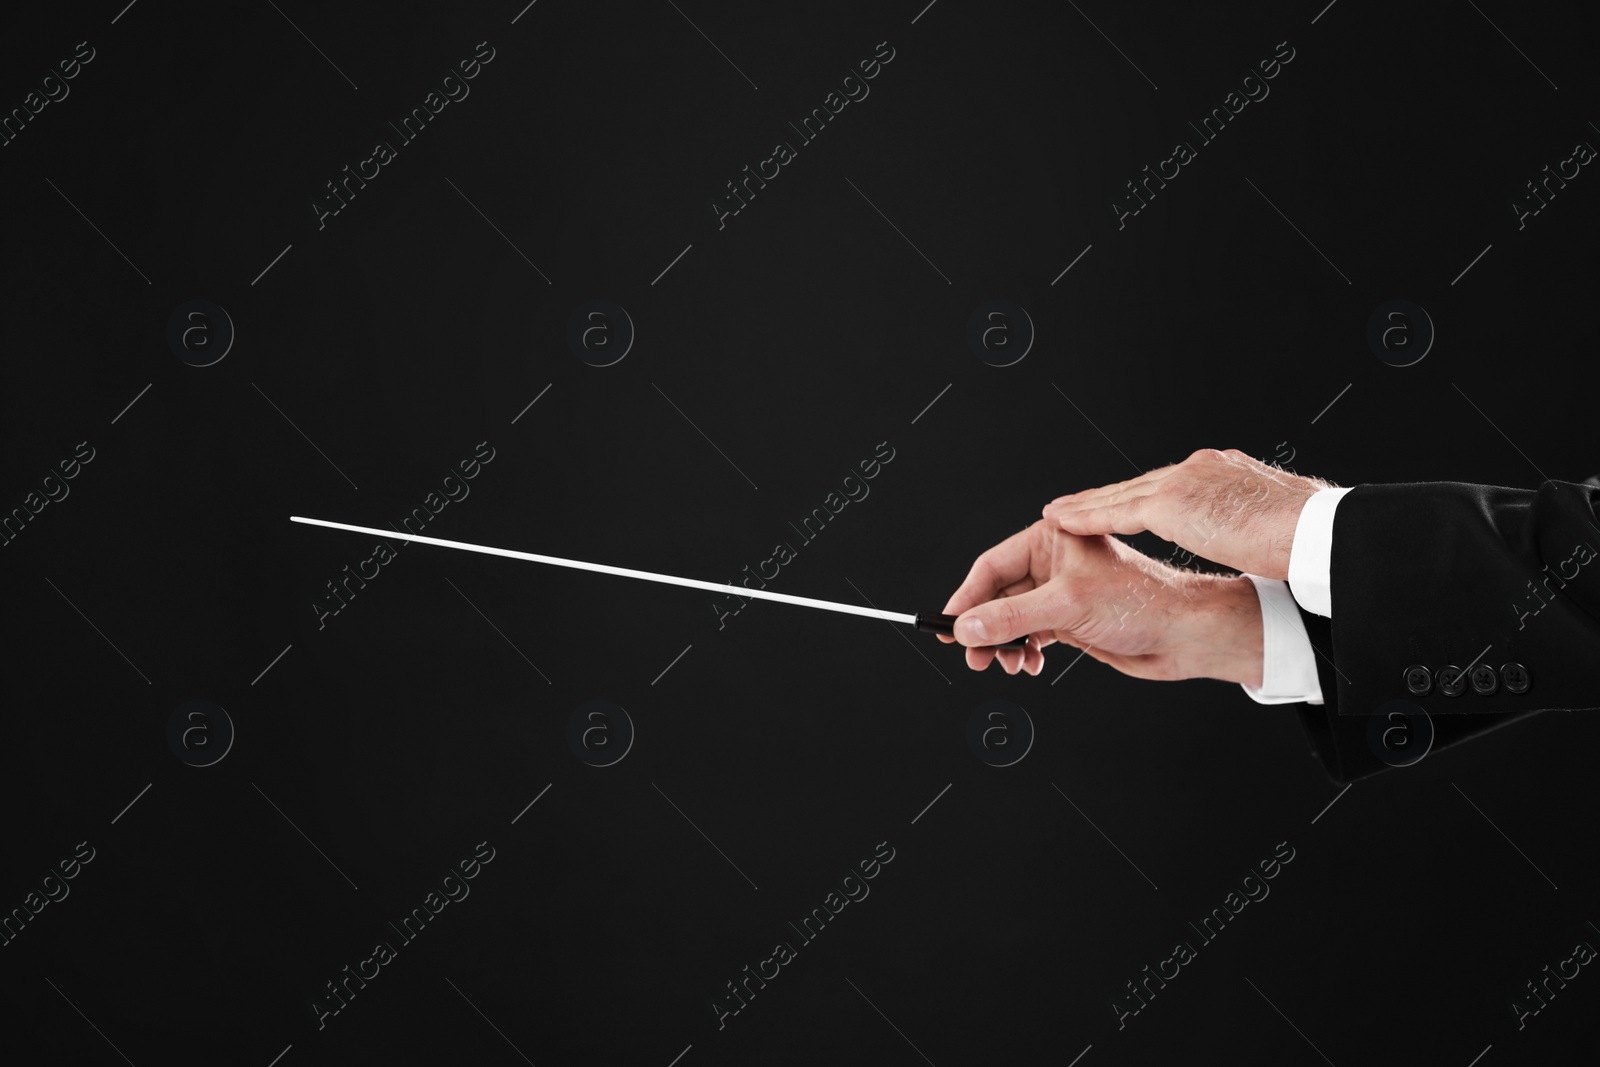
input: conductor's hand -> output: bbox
[1042,448,1335,580]
[939,519,1264,686]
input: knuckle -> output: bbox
[992,601,1023,634]
[1163,474,1200,508]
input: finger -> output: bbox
[983,576,1039,664]
[1046,474,1152,506]
[998,633,1044,676]
[954,583,1061,647]
[1045,464,1179,506]
[1048,496,1153,538]
[1043,481,1165,525]
[999,576,1037,597]
[1015,635,1035,675]
[1045,483,1148,512]
[996,643,1025,675]
[1023,636,1045,676]
[1016,633,1046,675]
[966,644,998,671]
[942,526,1037,620]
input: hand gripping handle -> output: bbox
[914,613,1030,650]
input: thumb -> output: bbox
[954,585,1063,646]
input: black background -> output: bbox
[3,1,1597,1064]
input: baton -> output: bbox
[289,515,1028,649]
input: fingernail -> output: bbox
[956,616,989,643]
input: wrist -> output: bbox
[1187,573,1265,687]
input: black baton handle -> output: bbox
[914,612,1030,650]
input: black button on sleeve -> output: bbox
[1500,662,1532,694]
[1404,665,1433,696]
[1469,664,1499,695]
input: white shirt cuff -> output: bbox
[1238,574,1324,705]
[1287,486,1352,618]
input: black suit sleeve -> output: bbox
[1290,607,1361,781]
[1292,603,1543,782]
[1322,479,1600,716]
